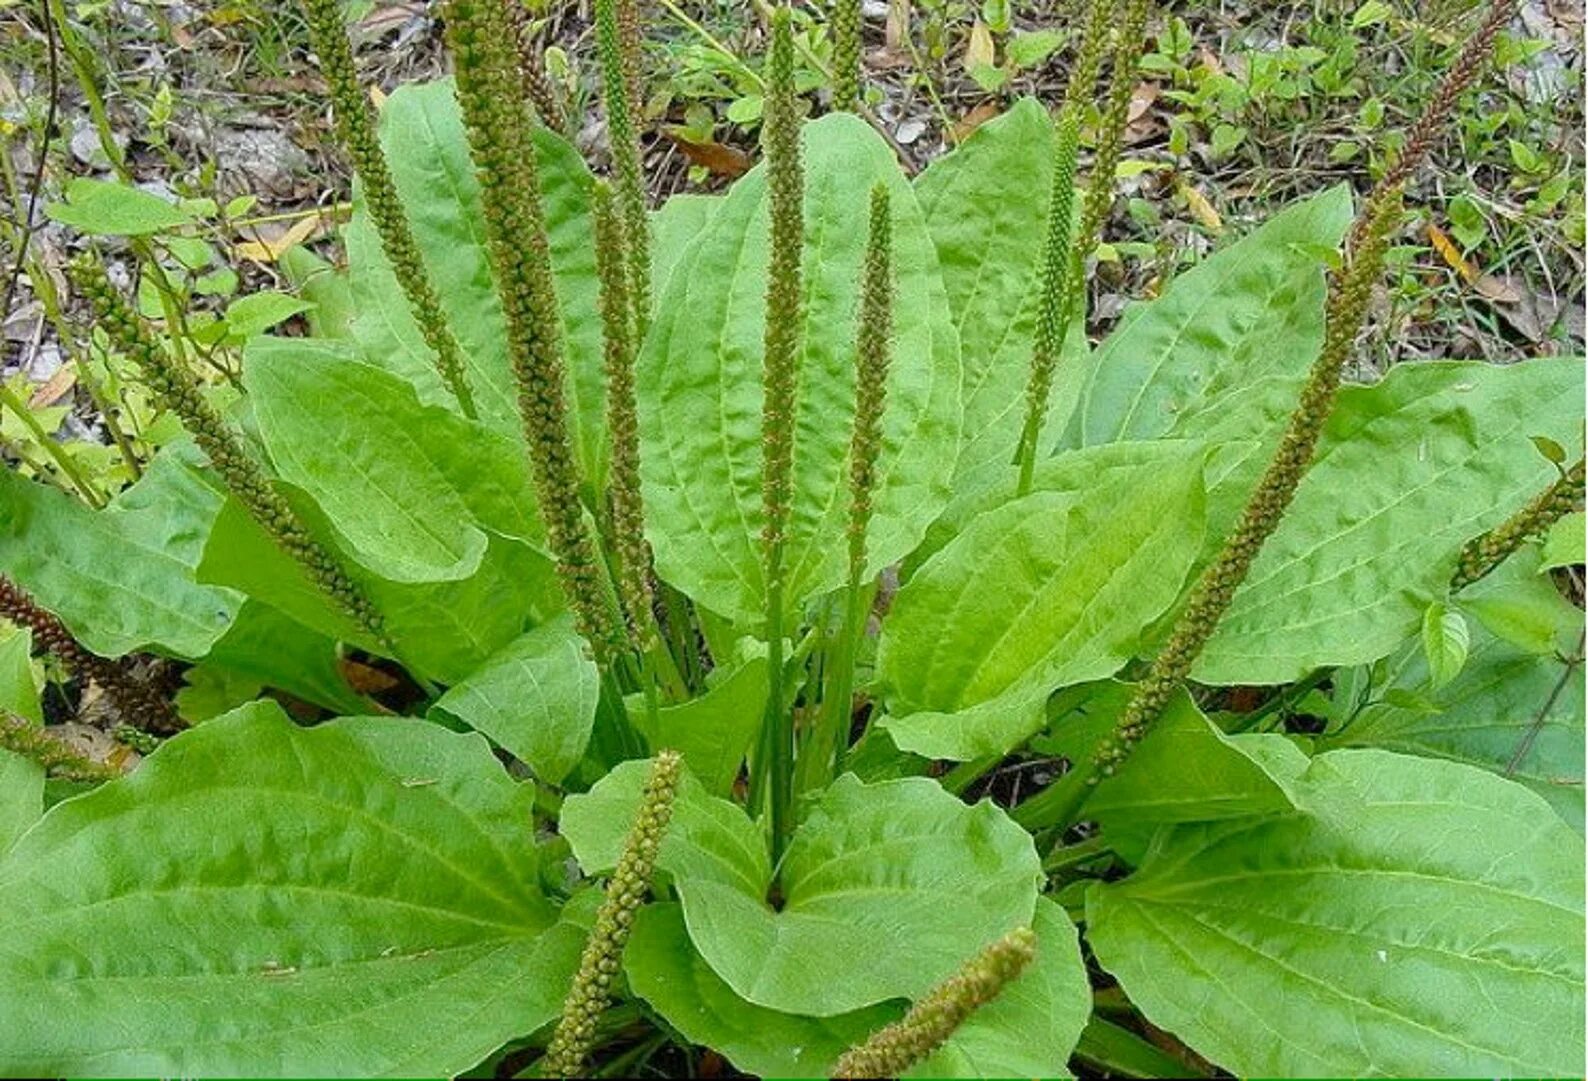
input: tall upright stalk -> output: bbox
[594,0,653,340]
[807,183,893,791]
[756,7,805,859]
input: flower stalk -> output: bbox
[443,0,626,663]
[0,712,120,784]
[68,255,395,660]
[299,0,477,418]
[808,183,892,791]
[831,0,862,111]
[755,6,805,860]
[831,927,1038,1079]
[0,574,182,734]
[1453,457,1584,590]
[542,751,683,1078]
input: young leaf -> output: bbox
[562,765,1040,1016]
[431,613,599,784]
[1195,357,1584,683]
[0,702,585,1077]
[878,452,1205,760]
[1420,600,1470,688]
[222,291,315,340]
[914,98,1086,480]
[1540,510,1585,571]
[638,112,962,626]
[1087,749,1585,1077]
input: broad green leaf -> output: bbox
[1462,544,1582,656]
[432,614,598,783]
[45,178,196,235]
[245,338,544,584]
[0,625,41,723]
[1323,623,1584,831]
[1084,691,1307,834]
[1061,185,1352,452]
[1087,749,1585,1077]
[0,454,240,658]
[196,600,367,715]
[1196,357,1586,684]
[197,496,561,684]
[0,745,42,855]
[1540,510,1584,570]
[563,764,1040,1016]
[639,113,962,626]
[347,80,609,487]
[651,193,720,295]
[628,640,767,795]
[279,244,357,339]
[1421,600,1470,688]
[223,291,314,339]
[627,897,1089,1079]
[0,701,584,1077]
[915,98,1087,479]
[878,453,1205,760]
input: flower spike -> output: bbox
[831,0,862,111]
[444,0,626,661]
[299,0,476,418]
[542,751,683,1078]
[831,927,1038,1079]
[594,0,653,339]
[0,574,181,734]
[0,713,120,784]
[68,255,393,658]
[1453,457,1584,590]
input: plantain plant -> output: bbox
[0,0,1582,1077]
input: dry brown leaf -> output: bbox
[1124,82,1161,145]
[1472,273,1524,305]
[1427,222,1479,284]
[950,101,1002,144]
[340,657,401,695]
[28,363,76,409]
[665,132,754,178]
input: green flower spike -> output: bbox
[505,0,569,132]
[68,256,393,658]
[299,0,476,418]
[541,750,683,1078]
[847,183,894,575]
[831,927,1039,1079]
[444,0,626,662]
[756,5,806,860]
[831,0,862,112]
[594,0,653,339]
[0,574,181,734]
[592,180,655,650]
[1075,0,1152,265]
[1453,456,1584,590]
[0,712,119,784]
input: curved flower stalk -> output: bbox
[0,712,119,784]
[1014,0,1136,493]
[68,256,394,660]
[831,0,862,111]
[0,574,181,733]
[299,0,476,418]
[542,751,682,1078]
[592,180,656,651]
[755,6,805,859]
[1014,0,1520,831]
[594,0,653,340]
[831,927,1038,1079]
[443,0,626,662]
[1453,457,1584,590]
[505,0,569,132]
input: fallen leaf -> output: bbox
[1427,221,1480,284]
[964,21,996,72]
[664,131,753,178]
[950,101,1002,144]
[28,363,76,409]
[1472,273,1524,305]
[1179,181,1223,233]
[233,212,327,264]
[339,656,401,695]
